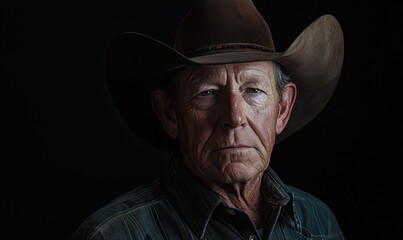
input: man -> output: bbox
[72,0,345,239]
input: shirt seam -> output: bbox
[88,195,168,239]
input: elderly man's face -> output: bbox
[152,61,295,185]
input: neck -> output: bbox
[207,174,264,228]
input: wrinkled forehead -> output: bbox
[174,61,276,84]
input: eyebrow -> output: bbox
[186,69,224,87]
[188,77,218,88]
[242,78,266,85]
[184,67,272,87]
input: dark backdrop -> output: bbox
[2,0,402,239]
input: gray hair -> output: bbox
[274,62,292,99]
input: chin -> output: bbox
[219,162,264,183]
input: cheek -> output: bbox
[177,110,214,155]
[177,111,219,178]
[249,106,278,146]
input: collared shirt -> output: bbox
[71,158,345,240]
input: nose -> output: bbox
[221,91,246,129]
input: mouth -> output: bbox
[212,145,252,152]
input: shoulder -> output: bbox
[286,184,338,221]
[286,185,332,211]
[285,185,345,239]
[71,181,167,240]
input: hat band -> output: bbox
[183,43,274,57]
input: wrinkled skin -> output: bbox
[152,61,296,226]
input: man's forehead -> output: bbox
[176,61,275,82]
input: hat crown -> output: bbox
[174,0,275,56]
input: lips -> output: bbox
[212,145,252,152]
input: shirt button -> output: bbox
[225,208,236,215]
[248,235,257,240]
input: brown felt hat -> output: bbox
[105,0,344,151]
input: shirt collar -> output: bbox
[161,157,223,239]
[261,167,291,206]
[161,156,293,239]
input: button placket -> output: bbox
[225,208,236,215]
[248,235,257,240]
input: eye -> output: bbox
[198,90,214,97]
[245,88,262,94]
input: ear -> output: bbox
[276,82,297,135]
[151,90,178,139]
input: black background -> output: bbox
[2,0,402,239]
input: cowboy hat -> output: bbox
[105,0,344,151]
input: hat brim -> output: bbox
[105,14,344,150]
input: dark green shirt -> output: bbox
[71,158,344,239]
